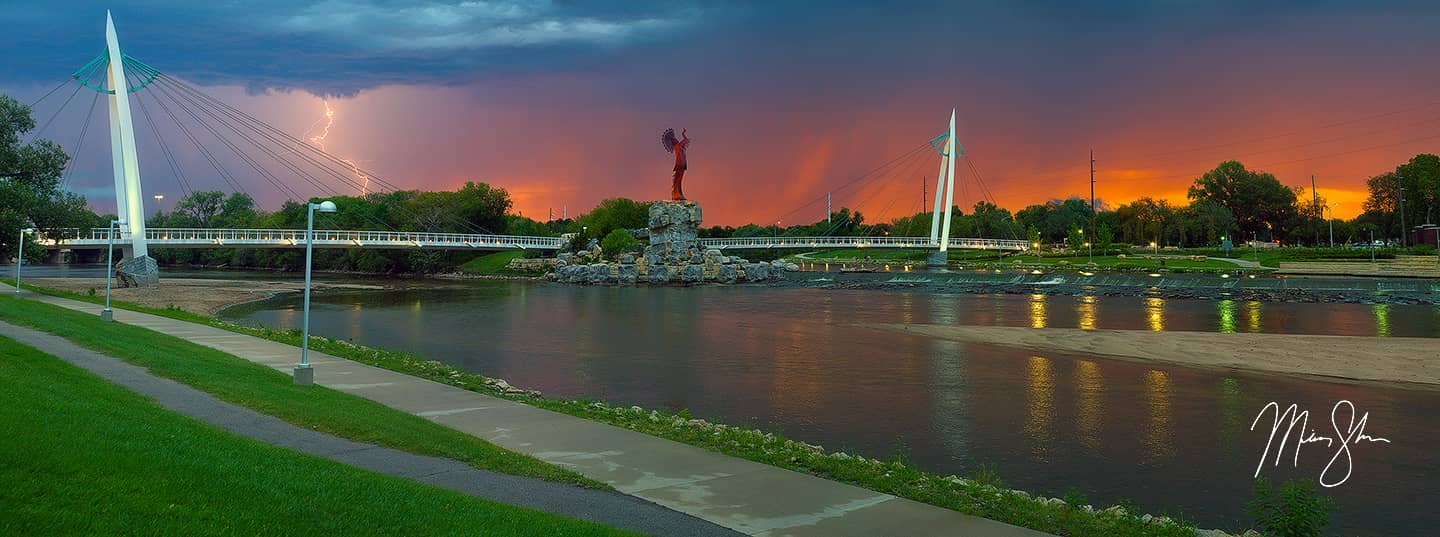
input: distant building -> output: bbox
[1411,224,1440,248]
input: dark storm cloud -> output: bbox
[0,0,729,95]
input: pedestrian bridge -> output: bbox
[700,236,1030,251]
[41,228,566,251]
[40,228,1030,252]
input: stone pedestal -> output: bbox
[116,254,159,288]
[293,365,314,386]
[646,200,701,263]
[926,250,947,267]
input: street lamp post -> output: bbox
[14,228,34,295]
[102,219,125,322]
[295,200,337,386]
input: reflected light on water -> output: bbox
[1374,303,1391,337]
[1217,299,1236,333]
[1246,301,1262,333]
[1074,359,1103,455]
[1142,369,1175,463]
[1145,297,1165,331]
[1024,355,1055,462]
[1217,377,1244,459]
[1077,296,1097,330]
[1029,294,1047,328]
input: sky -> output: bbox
[4,1,1440,226]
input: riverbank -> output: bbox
[863,324,1440,389]
[27,277,388,316]
[791,274,1439,305]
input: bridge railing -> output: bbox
[38,228,565,249]
[697,236,1029,251]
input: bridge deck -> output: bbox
[40,228,1029,252]
[41,228,565,251]
[700,236,1029,251]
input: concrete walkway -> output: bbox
[0,320,736,537]
[7,285,1052,537]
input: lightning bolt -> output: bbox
[305,99,371,196]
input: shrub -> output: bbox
[1247,478,1335,537]
[600,229,639,257]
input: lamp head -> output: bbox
[20,228,34,233]
[316,200,337,213]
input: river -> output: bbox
[209,273,1439,536]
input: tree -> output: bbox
[970,201,1020,238]
[174,191,225,227]
[577,198,648,239]
[1066,226,1084,251]
[0,94,89,262]
[1187,161,1298,239]
[1358,154,1440,242]
[1095,223,1114,251]
[1188,199,1237,246]
[601,229,640,256]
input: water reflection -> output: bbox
[1074,359,1103,455]
[929,339,971,463]
[1142,369,1175,464]
[1374,303,1391,337]
[1216,377,1244,460]
[1029,294,1047,328]
[1246,301,1263,333]
[1024,355,1055,461]
[1145,297,1165,331]
[1077,295,1097,330]
[1217,299,1236,333]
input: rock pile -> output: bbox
[646,200,702,262]
[550,199,799,285]
[553,249,797,285]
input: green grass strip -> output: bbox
[0,293,604,490]
[0,335,635,536]
[460,251,530,274]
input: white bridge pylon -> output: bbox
[929,109,962,252]
[104,11,148,258]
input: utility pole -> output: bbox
[1326,206,1334,247]
[1090,149,1096,262]
[1398,174,1407,247]
[1311,174,1321,247]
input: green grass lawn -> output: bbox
[798,249,1007,262]
[979,254,1245,271]
[0,336,634,536]
[460,250,528,274]
[0,294,603,490]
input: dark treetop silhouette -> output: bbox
[662,128,691,201]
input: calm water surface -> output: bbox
[219,278,1439,535]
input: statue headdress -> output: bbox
[661,128,679,154]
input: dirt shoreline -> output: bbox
[28,278,386,316]
[861,323,1440,389]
